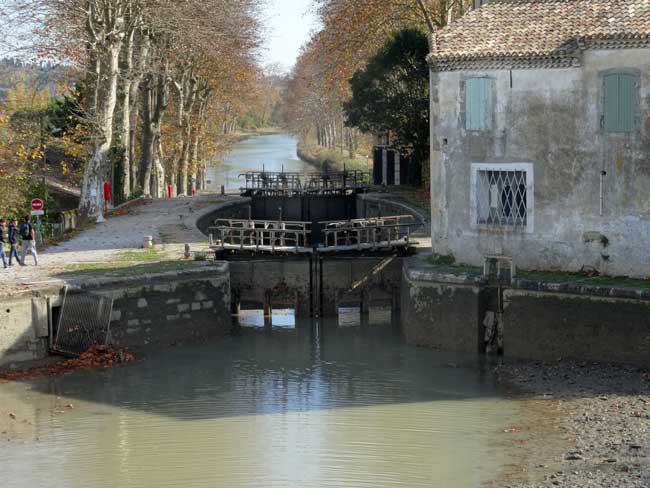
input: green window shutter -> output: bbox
[604,73,637,133]
[466,78,492,131]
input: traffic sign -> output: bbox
[31,198,44,211]
[30,210,45,216]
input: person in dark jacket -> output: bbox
[7,218,20,266]
[0,219,7,269]
[19,215,38,266]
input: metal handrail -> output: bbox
[239,170,370,193]
[209,220,312,254]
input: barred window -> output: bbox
[471,163,534,232]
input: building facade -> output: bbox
[428,0,650,277]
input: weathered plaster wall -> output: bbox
[430,48,650,277]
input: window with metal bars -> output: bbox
[473,166,531,228]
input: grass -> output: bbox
[298,143,369,172]
[517,270,650,289]
[421,255,650,289]
[59,260,208,278]
[423,255,483,276]
[116,248,167,263]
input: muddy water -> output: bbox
[0,319,528,488]
[206,133,308,191]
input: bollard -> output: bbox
[220,185,225,196]
[143,235,153,249]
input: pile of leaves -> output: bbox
[0,345,135,384]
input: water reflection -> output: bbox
[0,319,525,488]
[206,134,308,191]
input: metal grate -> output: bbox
[52,287,114,357]
[476,170,528,227]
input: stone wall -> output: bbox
[430,48,650,277]
[90,265,231,349]
[0,265,231,367]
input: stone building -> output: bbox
[428,0,650,277]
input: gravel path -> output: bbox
[496,360,650,488]
[0,195,236,292]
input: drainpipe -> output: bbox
[599,171,607,216]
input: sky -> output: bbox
[261,0,319,72]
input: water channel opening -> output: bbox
[238,305,297,329]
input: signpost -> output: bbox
[31,198,44,244]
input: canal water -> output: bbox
[0,318,529,488]
[206,133,309,191]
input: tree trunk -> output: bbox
[79,41,122,220]
[140,65,168,196]
[117,27,135,202]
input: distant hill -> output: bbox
[0,57,70,102]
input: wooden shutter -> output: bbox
[466,78,492,131]
[604,73,637,133]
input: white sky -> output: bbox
[261,0,319,72]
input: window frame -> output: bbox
[470,162,535,234]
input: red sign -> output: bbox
[31,199,44,211]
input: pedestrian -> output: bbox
[0,219,7,269]
[7,218,20,266]
[19,215,38,266]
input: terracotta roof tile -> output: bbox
[429,0,650,69]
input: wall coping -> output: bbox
[511,277,650,302]
[404,258,650,301]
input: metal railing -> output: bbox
[209,219,313,254]
[319,215,416,253]
[240,170,369,194]
[210,215,419,255]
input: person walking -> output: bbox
[19,215,38,266]
[7,218,20,266]
[0,219,7,269]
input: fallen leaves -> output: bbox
[0,345,135,384]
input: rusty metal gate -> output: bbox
[51,286,114,357]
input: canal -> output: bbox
[206,133,309,191]
[0,317,531,488]
[0,136,534,487]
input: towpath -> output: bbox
[0,195,236,294]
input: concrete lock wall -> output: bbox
[430,48,650,277]
[401,259,650,366]
[229,256,403,318]
[401,266,485,353]
[0,265,231,367]
[0,294,53,365]
[503,287,650,367]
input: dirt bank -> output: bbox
[496,360,650,487]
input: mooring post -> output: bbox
[231,290,241,316]
[264,293,273,328]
